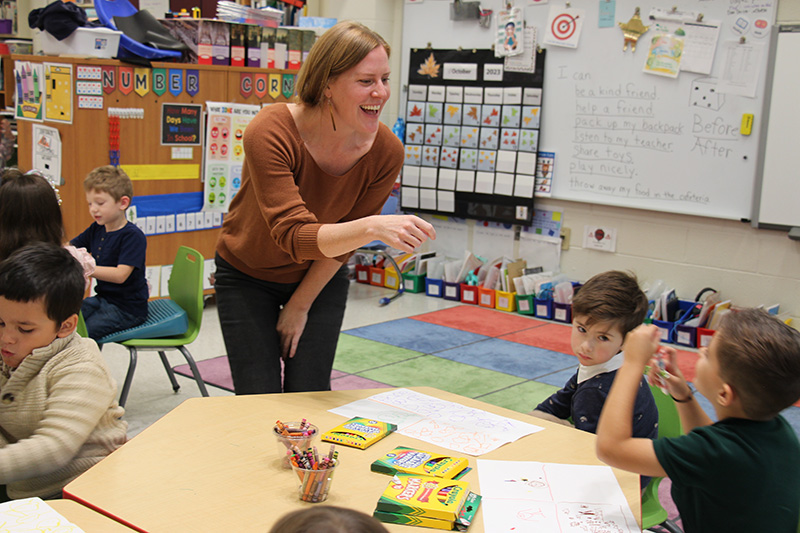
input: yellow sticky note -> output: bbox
[741,113,754,135]
[122,164,200,181]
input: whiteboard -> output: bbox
[755,26,800,228]
[401,0,777,220]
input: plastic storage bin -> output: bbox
[534,298,554,319]
[443,281,461,301]
[384,267,400,290]
[369,266,385,287]
[34,28,121,58]
[553,302,572,323]
[516,294,535,315]
[354,264,370,284]
[402,273,425,293]
[495,290,516,312]
[652,300,695,343]
[460,284,478,305]
[697,327,715,347]
[478,286,495,308]
[425,277,443,298]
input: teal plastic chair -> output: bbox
[642,383,684,533]
[102,246,209,407]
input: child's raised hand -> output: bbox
[623,324,661,367]
[648,345,691,400]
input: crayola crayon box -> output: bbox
[373,474,480,530]
[371,447,471,480]
[320,417,396,450]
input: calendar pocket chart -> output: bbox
[401,48,546,224]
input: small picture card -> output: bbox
[481,104,501,127]
[514,173,535,198]
[496,150,517,173]
[401,186,419,209]
[464,86,483,104]
[445,86,464,102]
[439,146,459,169]
[421,146,440,167]
[456,170,475,192]
[480,127,499,150]
[460,126,480,149]
[522,106,541,129]
[516,151,538,175]
[501,106,521,128]
[475,171,495,194]
[494,172,514,196]
[459,148,478,170]
[424,124,443,145]
[500,129,520,151]
[407,101,425,123]
[483,87,504,105]
[420,188,437,210]
[502,87,523,105]
[523,87,543,106]
[404,145,421,166]
[437,190,455,213]
[519,129,539,153]
[443,125,462,147]
[543,5,586,49]
[405,123,424,145]
[419,166,438,188]
[425,101,443,123]
[438,168,457,190]
[478,149,497,172]
[427,85,446,102]
[443,103,463,125]
[408,85,428,101]
[402,165,420,186]
[461,105,481,126]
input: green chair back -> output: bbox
[166,246,204,344]
[77,311,88,337]
[641,384,684,531]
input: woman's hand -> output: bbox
[276,301,309,360]
[370,215,436,253]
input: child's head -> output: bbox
[83,166,133,228]
[570,271,648,366]
[269,506,388,533]
[0,168,64,261]
[0,243,84,368]
[704,309,800,420]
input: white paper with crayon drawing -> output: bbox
[477,460,639,532]
[329,388,543,455]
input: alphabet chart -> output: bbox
[402,48,546,225]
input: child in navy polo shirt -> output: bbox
[71,166,148,340]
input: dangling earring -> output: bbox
[328,98,337,132]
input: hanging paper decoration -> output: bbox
[134,68,150,97]
[186,70,200,96]
[153,69,167,96]
[240,72,253,98]
[118,67,133,95]
[618,7,650,51]
[102,65,116,94]
[169,69,184,97]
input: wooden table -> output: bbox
[47,500,133,531]
[64,387,641,532]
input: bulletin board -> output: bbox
[400,48,545,225]
[401,0,778,221]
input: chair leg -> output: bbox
[177,346,210,398]
[662,519,683,533]
[119,347,138,408]
[159,351,181,393]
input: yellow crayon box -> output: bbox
[320,417,396,450]
[371,447,471,480]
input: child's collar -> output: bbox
[577,352,625,383]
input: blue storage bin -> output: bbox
[425,277,444,298]
[443,281,461,301]
[652,300,695,343]
[553,302,572,323]
[534,298,554,320]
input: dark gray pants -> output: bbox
[214,254,349,394]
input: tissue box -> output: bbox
[34,28,120,58]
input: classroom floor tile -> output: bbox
[434,339,577,380]
[411,306,542,337]
[475,381,560,414]
[499,322,573,354]
[332,334,424,374]
[331,374,392,391]
[345,318,488,353]
[534,367,576,389]
[357,354,526,398]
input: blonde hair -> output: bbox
[83,165,133,202]
[295,21,390,108]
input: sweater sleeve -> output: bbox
[0,357,117,484]
[535,372,578,420]
[242,107,326,263]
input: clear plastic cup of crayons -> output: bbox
[273,420,318,469]
[290,448,338,503]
